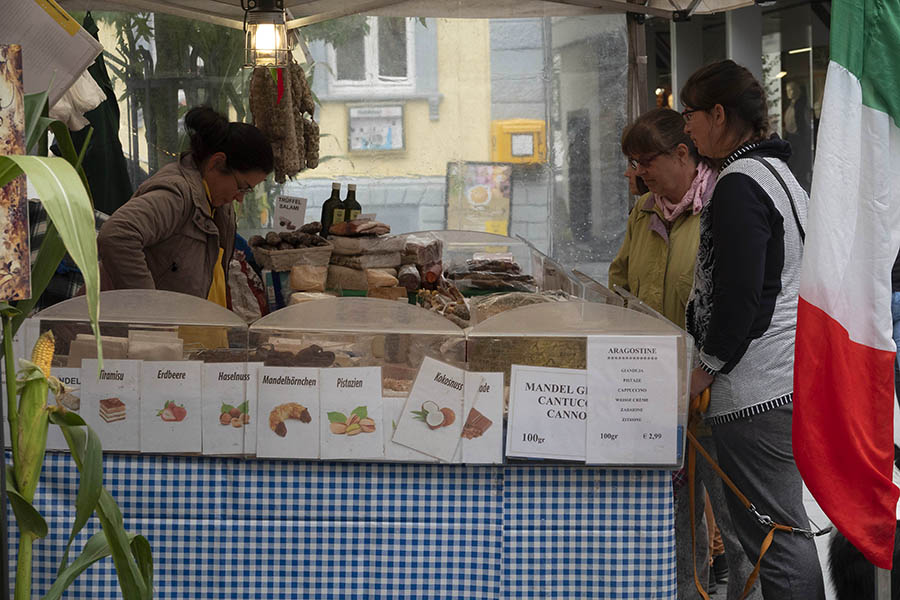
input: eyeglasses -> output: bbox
[629,152,662,170]
[232,172,253,195]
[681,108,701,122]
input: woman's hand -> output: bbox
[690,367,714,399]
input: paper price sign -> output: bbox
[586,335,678,465]
[506,365,587,461]
[274,195,308,232]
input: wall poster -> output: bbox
[445,161,513,235]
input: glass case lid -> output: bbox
[405,230,527,247]
[468,301,683,337]
[250,297,466,335]
[36,290,247,327]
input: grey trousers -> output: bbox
[711,404,825,600]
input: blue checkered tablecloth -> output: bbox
[6,452,676,599]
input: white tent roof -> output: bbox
[60,0,754,30]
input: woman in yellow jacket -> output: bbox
[608,107,713,329]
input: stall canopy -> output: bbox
[60,0,754,28]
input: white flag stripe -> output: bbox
[800,61,900,351]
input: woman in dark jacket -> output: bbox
[99,106,273,305]
[680,60,825,598]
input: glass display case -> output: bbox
[34,290,250,455]
[467,301,691,467]
[250,297,467,461]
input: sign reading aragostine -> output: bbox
[586,336,678,466]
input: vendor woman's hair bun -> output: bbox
[185,105,274,175]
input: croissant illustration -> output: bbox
[269,402,312,437]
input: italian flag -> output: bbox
[793,0,900,569]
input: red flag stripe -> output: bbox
[794,297,898,568]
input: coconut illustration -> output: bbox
[413,401,455,430]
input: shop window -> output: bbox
[327,17,416,94]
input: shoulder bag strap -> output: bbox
[749,156,806,243]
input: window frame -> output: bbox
[326,16,417,95]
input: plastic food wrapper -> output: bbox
[398,264,421,292]
[402,232,443,266]
[289,291,338,305]
[290,264,328,292]
[445,256,537,293]
[366,268,399,288]
[330,252,402,270]
[330,234,405,256]
[468,291,575,325]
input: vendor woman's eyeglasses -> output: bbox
[629,152,662,170]
[232,172,253,195]
[681,108,700,122]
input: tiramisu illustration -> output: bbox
[99,397,126,423]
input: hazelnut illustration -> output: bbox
[231,417,243,428]
[230,407,242,418]
[241,413,251,424]
[219,412,232,426]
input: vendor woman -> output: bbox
[98,106,273,306]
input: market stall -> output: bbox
[6,230,690,598]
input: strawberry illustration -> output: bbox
[158,401,177,421]
[172,405,187,422]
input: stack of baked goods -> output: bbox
[327,219,406,298]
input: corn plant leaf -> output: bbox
[41,530,136,600]
[49,409,87,428]
[130,534,154,595]
[24,90,50,153]
[60,424,150,600]
[12,223,67,337]
[96,487,150,600]
[5,466,48,538]
[0,156,102,367]
[54,420,103,575]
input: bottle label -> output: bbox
[349,210,361,220]
[333,208,346,222]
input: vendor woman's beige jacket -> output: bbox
[98,154,235,299]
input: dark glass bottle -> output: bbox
[344,183,361,221]
[320,182,343,237]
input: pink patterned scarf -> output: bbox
[654,161,715,222]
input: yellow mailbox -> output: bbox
[491,119,547,164]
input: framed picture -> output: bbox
[0,44,30,301]
[445,161,513,235]
[348,104,404,152]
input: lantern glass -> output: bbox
[245,11,289,67]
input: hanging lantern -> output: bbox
[243,0,289,67]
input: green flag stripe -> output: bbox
[831,0,900,127]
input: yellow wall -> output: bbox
[301,18,492,179]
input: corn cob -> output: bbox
[13,331,54,502]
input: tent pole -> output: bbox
[876,566,891,600]
[625,2,648,125]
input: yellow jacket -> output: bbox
[608,193,701,329]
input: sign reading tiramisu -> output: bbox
[319,367,384,460]
[506,365,588,461]
[140,361,202,453]
[586,335,678,465]
[81,359,142,452]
